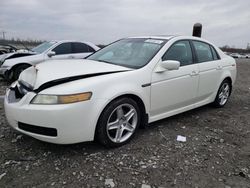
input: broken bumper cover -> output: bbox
[4,88,104,144]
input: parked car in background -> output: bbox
[4,36,236,147]
[230,53,242,58]
[0,40,100,81]
[0,44,17,55]
[0,50,36,65]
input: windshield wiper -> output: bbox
[96,59,113,64]
[94,59,136,69]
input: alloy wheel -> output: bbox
[218,82,230,106]
[106,103,138,143]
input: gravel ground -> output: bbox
[0,59,250,188]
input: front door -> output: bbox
[150,40,199,118]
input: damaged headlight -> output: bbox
[30,92,92,104]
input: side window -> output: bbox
[210,46,220,60]
[72,42,91,53]
[88,46,96,52]
[162,40,193,66]
[192,41,213,63]
[53,43,72,55]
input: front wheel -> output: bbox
[212,79,231,107]
[96,97,141,148]
[13,64,31,81]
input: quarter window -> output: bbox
[192,41,213,63]
[210,46,220,60]
[162,40,193,66]
[53,43,72,55]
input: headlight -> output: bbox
[30,92,92,104]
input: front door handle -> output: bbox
[190,70,199,76]
[68,55,74,59]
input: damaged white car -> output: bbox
[4,36,236,147]
[0,40,99,81]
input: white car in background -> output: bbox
[4,36,236,147]
[0,40,100,81]
[230,53,242,59]
[0,50,36,65]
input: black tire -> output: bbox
[212,79,231,108]
[96,97,141,148]
[4,70,14,83]
[12,64,31,81]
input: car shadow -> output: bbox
[14,103,219,156]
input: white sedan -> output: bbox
[4,36,236,147]
[0,40,100,81]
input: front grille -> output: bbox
[18,122,57,137]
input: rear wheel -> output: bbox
[213,79,231,107]
[96,97,141,148]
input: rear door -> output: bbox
[150,40,199,117]
[191,40,222,100]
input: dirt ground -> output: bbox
[0,59,250,188]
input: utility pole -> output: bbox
[247,43,250,50]
[1,31,6,40]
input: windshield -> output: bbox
[87,38,166,68]
[32,41,57,53]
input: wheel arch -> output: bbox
[5,62,32,81]
[94,93,148,140]
[9,62,32,72]
[222,76,233,95]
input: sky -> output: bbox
[0,0,250,48]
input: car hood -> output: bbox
[3,53,40,67]
[0,53,9,63]
[19,59,132,91]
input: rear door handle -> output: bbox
[68,55,74,59]
[190,71,199,76]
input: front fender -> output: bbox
[96,83,150,115]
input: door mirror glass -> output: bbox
[155,60,180,72]
[47,51,56,57]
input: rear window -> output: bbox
[72,43,90,53]
[192,41,213,63]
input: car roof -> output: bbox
[49,40,93,43]
[128,35,177,40]
[127,35,210,42]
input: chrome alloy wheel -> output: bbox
[218,82,230,106]
[106,103,138,143]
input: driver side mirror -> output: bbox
[47,51,56,57]
[155,60,180,73]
